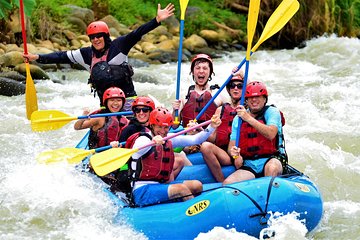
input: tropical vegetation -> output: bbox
[1,0,360,49]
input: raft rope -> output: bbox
[248,176,276,223]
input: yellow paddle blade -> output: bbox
[252,0,300,52]
[90,148,139,177]
[25,62,38,120]
[31,110,76,132]
[246,0,261,60]
[37,148,95,164]
[179,0,189,20]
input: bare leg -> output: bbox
[178,150,192,166]
[200,142,232,182]
[223,169,255,185]
[168,180,202,201]
[171,152,186,181]
[264,158,283,176]
[183,180,202,196]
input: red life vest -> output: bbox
[181,85,218,127]
[90,49,108,70]
[215,103,237,149]
[125,132,175,183]
[239,107,278,159]
[89,115,129,149]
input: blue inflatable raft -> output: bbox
[76,134,323,239]
[108,164,322,239]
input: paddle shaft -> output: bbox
[195,58,244,122]
[90,120,212,176]
[34,111,133,124]
[174,19,185,123]
[137,119,212,151]
[19,0,28,55]
[195,0,299,122]
[235,0,260,146]
[78,111,133,119]
[21,0,38,119]
[94,141,126,153]
[235,61,250,147]
[174,0,189,124]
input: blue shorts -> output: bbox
[132,180,186,206]
[133,183,170,206]
[240,157,271,178]
[241,157,282,177]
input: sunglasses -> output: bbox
[229,82,244,89]
[89,33,105,40]
[133,106,152,113]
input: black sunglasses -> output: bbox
[133,106,152,113]
[89,33,105,40]
[229,82,243,89]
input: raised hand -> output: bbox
[156,3,175,22]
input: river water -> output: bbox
[0,35,359,240]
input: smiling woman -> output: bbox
[118,96,155,142]
[73,87,129,150]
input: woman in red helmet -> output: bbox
[118,96,156,142]
[126,107,221,206]
[172,53,228,127]
[200,73,245,182]
[223,81,287,184]
[23,3,175,109]
[74,87,129,149]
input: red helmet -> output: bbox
[245,81,268,98]
[226,75,244,91]
[190,53,214,76]
[132,96,155,111]
[86,21,110,36]
[102,87,126,105]
[230,75,244,82]
[149,107,173,127]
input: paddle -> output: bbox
[235,0,260,147]
[174,0,190,125]
[31,110,133,132]
[194,0,300,122]
[90,119,213,176]
[37,142,126,164]
[19,0,38,120]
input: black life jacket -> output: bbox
[89,51,136,102]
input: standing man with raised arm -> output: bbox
[23,3,175,110]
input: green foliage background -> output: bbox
[1,0,360,47]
